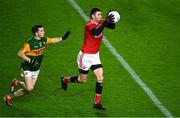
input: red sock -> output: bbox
[63,77,70,84]
[95,94,101,104]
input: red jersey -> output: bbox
[81,20,104,54]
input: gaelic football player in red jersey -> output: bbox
[61,8,115,110]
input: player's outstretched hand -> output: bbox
[62,31,71,40]
[106,10,115,23]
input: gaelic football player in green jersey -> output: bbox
[4,25,71,106]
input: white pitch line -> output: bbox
[68,0,173,117]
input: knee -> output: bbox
[26,87,34,93]
[81,79,87,83]
[79,79,87,83]
[97,76,104,83]
[79,76,87,83]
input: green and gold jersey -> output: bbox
[21,37,53,71]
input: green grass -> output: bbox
[0,0,180,117]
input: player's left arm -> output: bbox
[46,31,71,44]
[47,37,62,44]
[105,22,115,29]
[104,12,115,29]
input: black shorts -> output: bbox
[79,64,103,74]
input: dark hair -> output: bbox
[90,8,101,18]
[32,25,43,35]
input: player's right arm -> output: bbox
[90,14,115,36]
[17,43,37,65]
[18,50,30,62]
[17,43,30,62]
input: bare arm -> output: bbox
[49,37,63,44]
[47,31,71,44]
[17,50,30,62]
[18,49,39,65]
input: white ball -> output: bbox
[108,11,120,23]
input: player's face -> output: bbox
[36,27,45,38]
[93,11,102,23]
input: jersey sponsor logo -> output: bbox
[26,47,45,56]
[33,47,45,55]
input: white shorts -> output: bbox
[77,51,101,71]
[21,70,40,79]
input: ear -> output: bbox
[35,32,38,36]
[92,14,95,19]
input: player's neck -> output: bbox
[91,19,99,24]
[34,36,41,40]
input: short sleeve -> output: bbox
[86,21,96,32]
[46,37,53,44]
[22,43,30,53]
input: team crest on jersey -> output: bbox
[39,42,43,47]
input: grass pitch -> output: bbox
[0,0,180,117]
